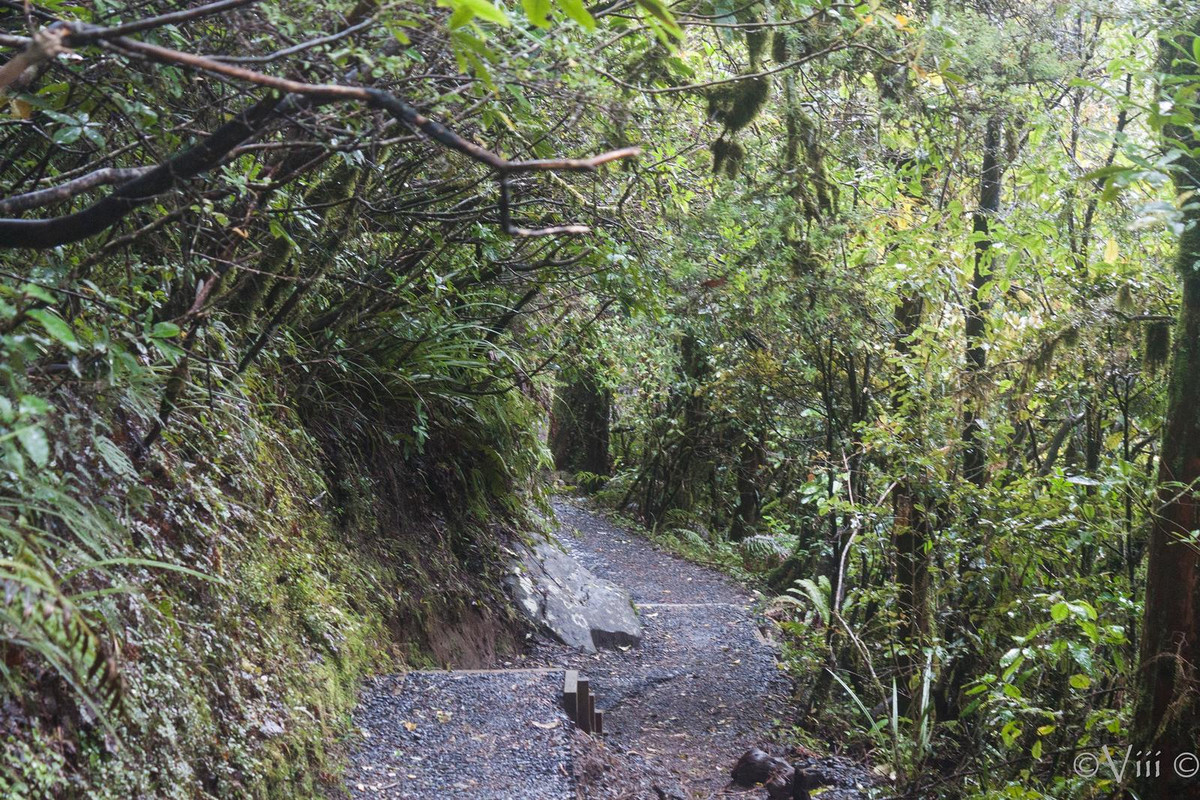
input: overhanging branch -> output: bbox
[0,13,639,248]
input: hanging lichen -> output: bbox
[790,237,818,275]
[873,63,908,103]
[1116,283,1135,312]
[734,2,767,68]
[706,77,770,133]
[711,138,746,177]
[772,30,789,63]
[745,27,768,68]
[1145,320,1170,371]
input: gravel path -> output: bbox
[532,499,790,799]
[550,501,753,607]
[346,497,872,800]
[346,671,574,800]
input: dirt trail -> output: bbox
[345,497,869,800]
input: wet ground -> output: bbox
[346,497,874,800]
[345,670,573,800]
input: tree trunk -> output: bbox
[892,294,931,698]
[963,115,1002,488]
[1132,21,1200,799]
[730,427,766,541]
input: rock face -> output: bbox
[507,540,642,652]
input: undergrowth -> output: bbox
[0,359,537,798]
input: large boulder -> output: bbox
[506,540,641,652]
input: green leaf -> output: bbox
[82,125,106,148]
[634,0,681,37]
[26,309,81,352]
[448,3,475,28]
[1069,673,1092,690]
[558,0,595,30]
[1080,164,1129,183]
[1051,601,1069,622]
[20,284,56,304]
[455,0,510,26]
[51,126,82,145]
[16,426,49,467]
[150,322,182,339]
[95,436,136,479]
[522,0,550,27]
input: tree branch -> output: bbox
[0,167,152,214]
[0,19,639,248]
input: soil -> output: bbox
[345,497,876,800]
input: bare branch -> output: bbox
[0,167,153,214]
[0,0,259,90]
[211,17,375,64]
[0,94,285,248]
[0,26,67,91]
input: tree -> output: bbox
[1133,17,1200,798]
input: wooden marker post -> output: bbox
[577,676,592,733]
[563,670,579,722]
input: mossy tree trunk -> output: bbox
[963,115,1002,490]
[892,294,931,700]
[730,427,766,541]
[1132,20,1200,799]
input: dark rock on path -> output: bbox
[506,538,642,652]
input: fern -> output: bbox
[787,575,832,625]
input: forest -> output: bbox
[1,0,1199,798]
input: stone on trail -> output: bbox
[731,747,791,787]
[506,539,642,652]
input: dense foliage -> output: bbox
[3,0,1200,797]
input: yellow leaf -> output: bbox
[895,13,909,28]
[1104,238,1119,263]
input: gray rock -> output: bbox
[258,719,285,738]
[507,539,641,652]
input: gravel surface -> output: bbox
[526,499,792,799]
[346,497,875,800]
[346,671,573,800]
[551,501,752,607]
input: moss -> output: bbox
[745,28,768,68]
[771,31,789,63]
[710,138,746,178]
[1145,320,1170,371]
[705,78,770,134]
[1,366,530,797]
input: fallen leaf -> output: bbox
[402,721,418,732]
[532,720,558,729]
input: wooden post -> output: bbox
[594,709,604,735]
[588,694,596,733]
[577,677,591,733]
[563,670,578,722]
